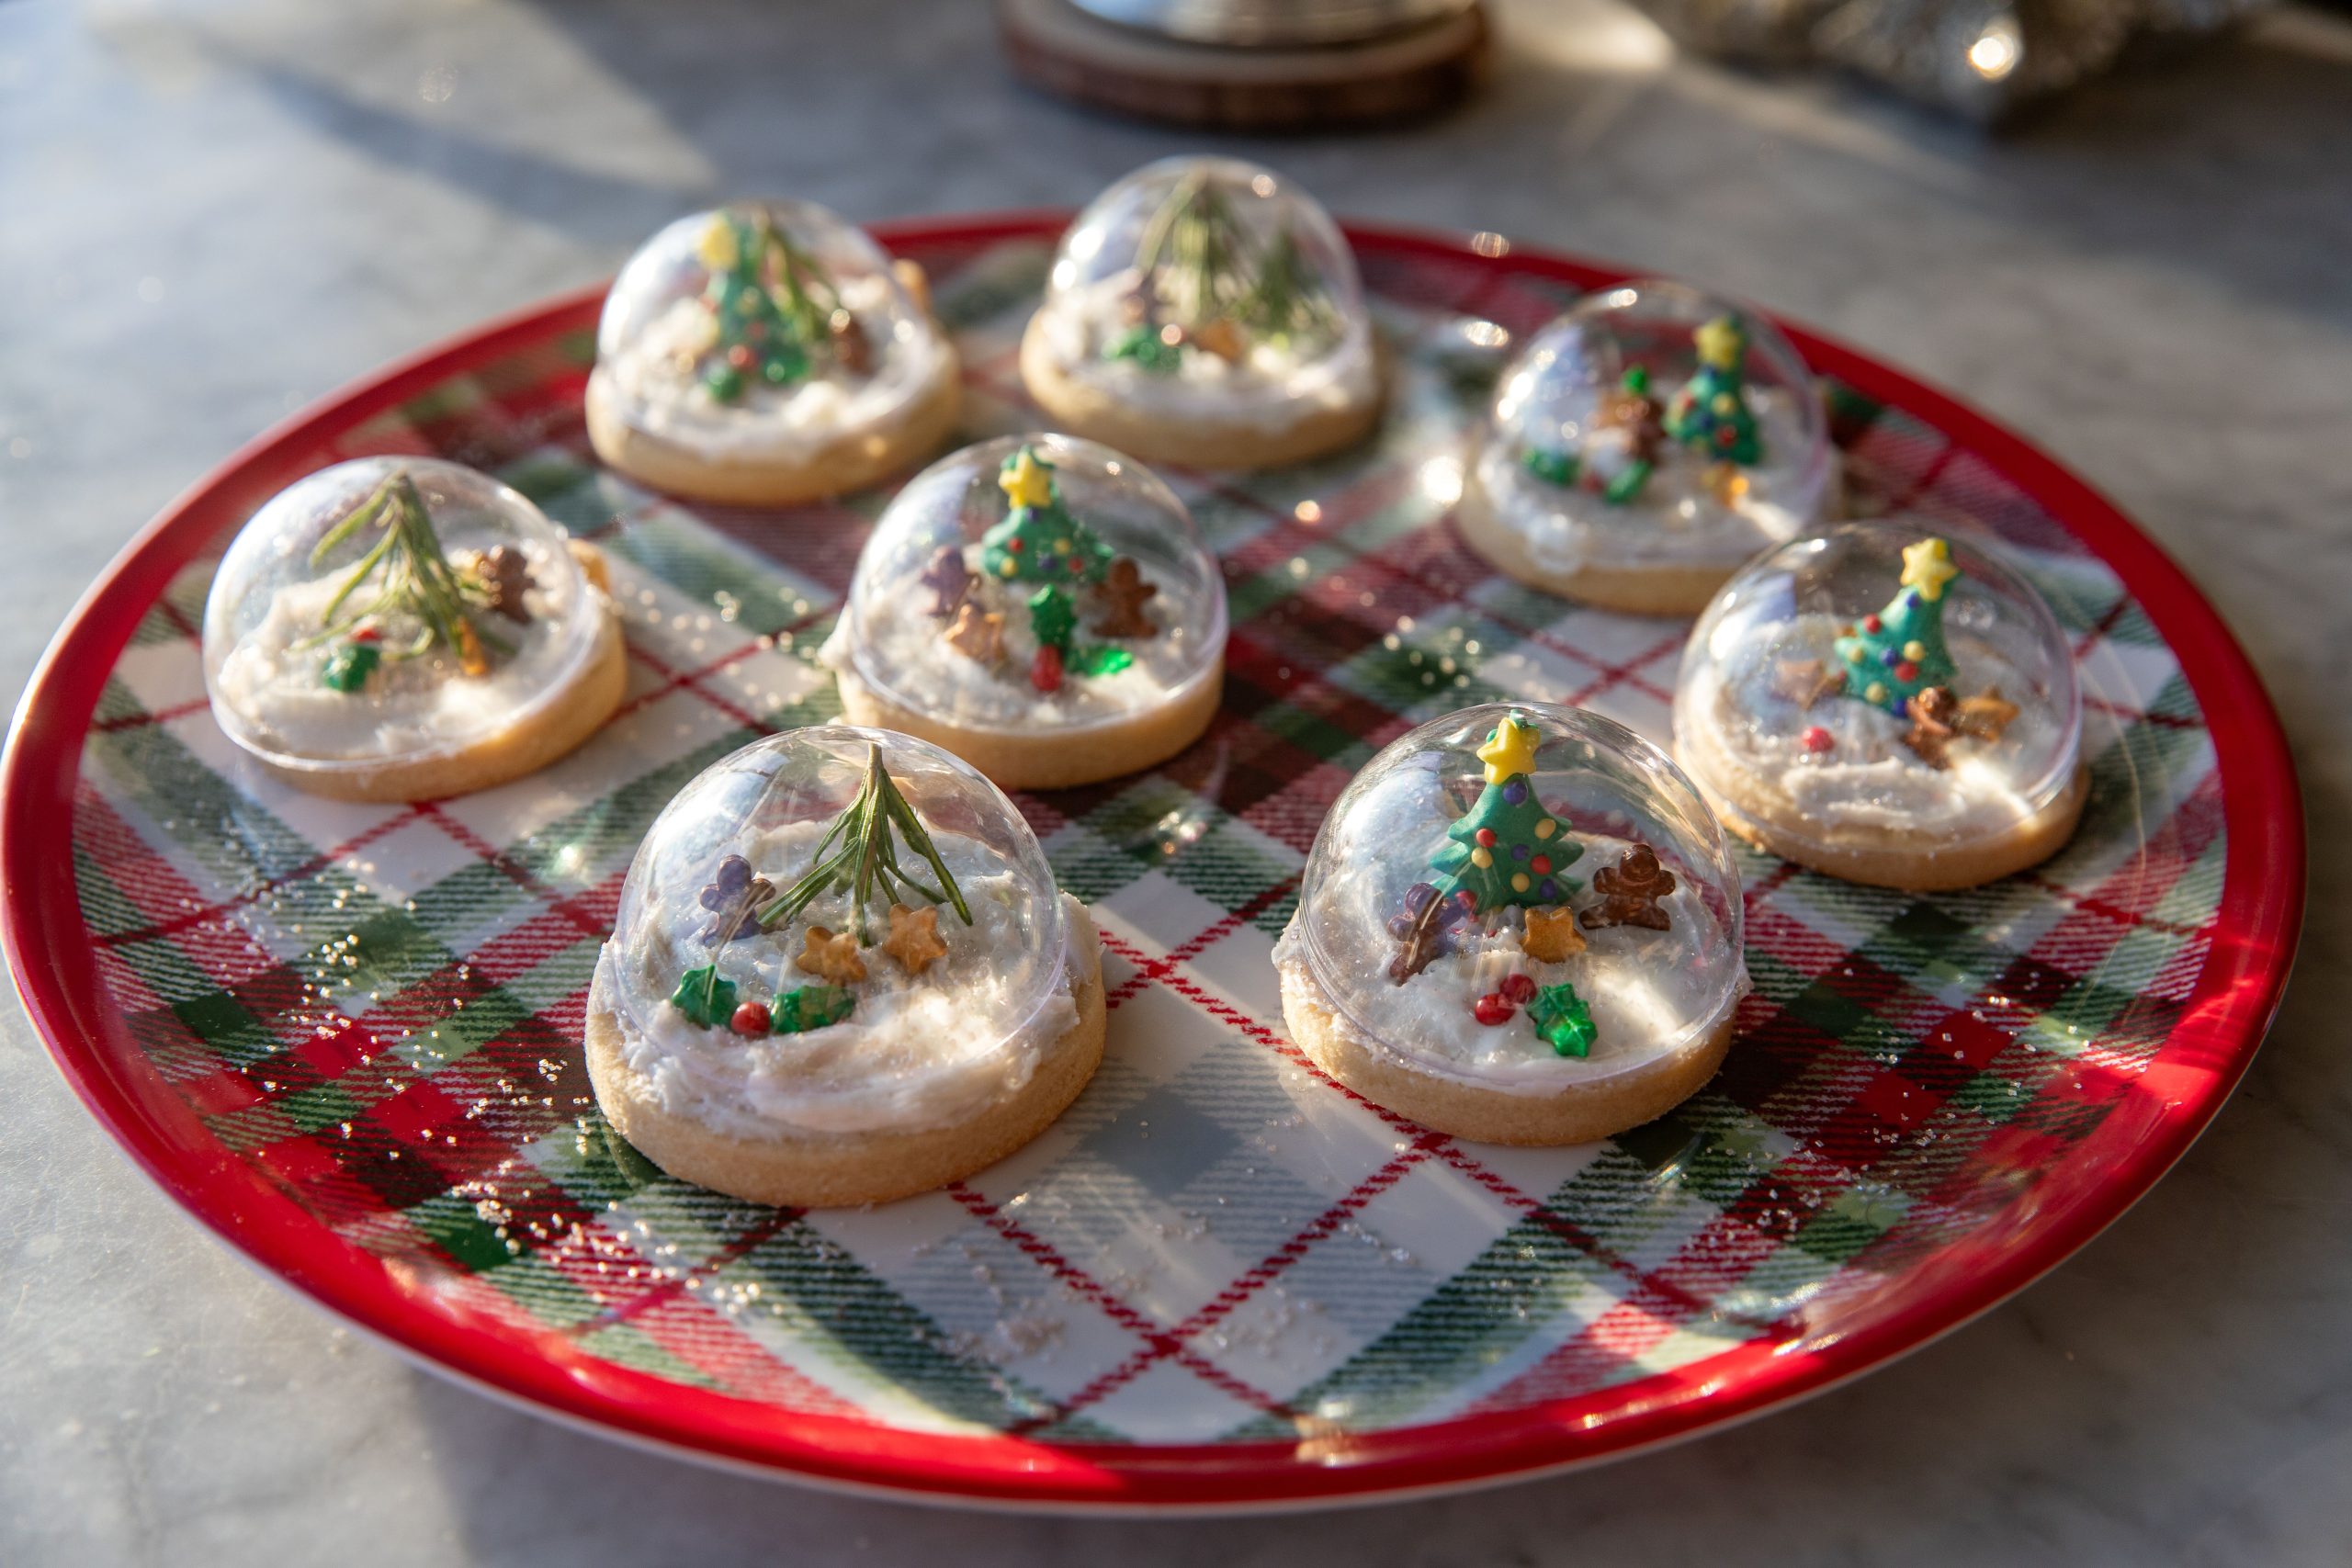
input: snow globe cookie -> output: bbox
[584,726,1107,1208]
[1272,704,1748,1145]
[201,457,625,802]
[1020,156,1382,471]
[822,434,1227,791]
[1457,281,1836,615]
[1673,524,2086,890]
[585,200,961,504]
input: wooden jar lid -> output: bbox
[997,0,1488,130]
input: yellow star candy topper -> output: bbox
[1476,713,1539,785]
[1900,536,1959,602]
[1693,314,1746,371]
[695,214,740,273]
[999,447,1055,512]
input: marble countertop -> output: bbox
[4,0,2348,1562]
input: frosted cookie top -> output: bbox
[593,199,950,457]
[831,434,1227,732]
[1032,156,1376,428]
[201,457,605,771]
[1278,703,1747,1094]
[1673,523,2082,841]
[599,727,1080,1138]
[1472,281,1833,573]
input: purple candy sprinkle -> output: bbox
[1502,780,1528,805]
[1512,843,1529,862]
[1536,879,1557,901]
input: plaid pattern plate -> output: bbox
[5,218,2301,1511]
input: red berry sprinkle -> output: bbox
[1473,992,1515,1026]
[350,626,380,643]
[1531,854,1551,875]
[729,1001,772,1036]
[1475,828,1497,848]
[1030,645,1064,694]
[1862,615,1883,634]
[1801,726,1834,753]
[1894,660,1918,682]
[727,343,755,368]
[1006,536,1024,552]
[1500,973,1537,1005]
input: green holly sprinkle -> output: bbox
[1523,447,1578,487]
[1528,982,1597,1058]
[321,639,380,693]
[669,964,738,1029]
[1106,322,1182,374]
[1067,644,1134,677]
[774,985,855,1034]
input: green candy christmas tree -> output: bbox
[1430,713,1583,913]
[695,210,852,404]
[1663,315,1763,467]
[979,446,1116,586]
[1833,536,1962,713]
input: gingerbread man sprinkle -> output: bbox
[1090,556,1158,639]
[1579,845,1676,932]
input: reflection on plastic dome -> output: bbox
[599,727,1074,1137]
[201,457,602,766]
[1277,702,1747,1090]
[1464,281,1834,586]
[1673,522,2085,884]
[831,434,1226,733]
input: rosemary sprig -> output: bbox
[749,212,843,348]
[1134,170,1252,327]
[755,744,975,945]
[296,470,509,672]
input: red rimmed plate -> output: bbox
[3,216,2301,1512]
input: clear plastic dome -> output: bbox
[1467,280,1834,577]
[601,727,1071,1130]
[1289,702,1746,1086]
[1672,521,2083,871]
[1031,155,1374,414]
[837,433,1226,734]
[201,457,603,769]
[593,199,950,447]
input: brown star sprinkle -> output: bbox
[1956,687,2020,743]
[880,903,949,976]
[943,602,1006,667]
[1521,905,1587,963]
[1770,658,1844,710]
[794,925,867,986]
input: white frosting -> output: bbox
[209,540,597,763]
[598,281,951,459]
[827,543,1216,731]
[1691,611,2061,838]
[1471,385,1818,577]
[1034,273,1376,433]
[1277,832,1747,1098]
[598,824,1086,1140]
